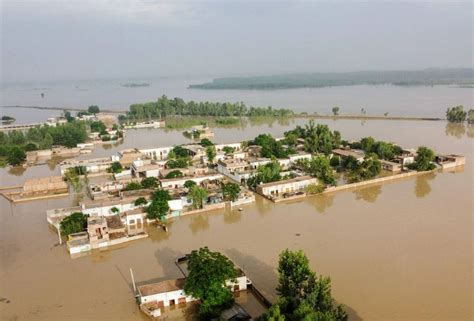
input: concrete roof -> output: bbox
[138,278,186,296]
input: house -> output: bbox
[118,149,144,167]
[22,176,69,195]
[435,154,466,169]
[60,157,113,175]
[160,173,223,189]
[256,176,318,197]
[123,120,165,129]
[380,160,402,172]
[183,144,206,160]
[332,148,365,162]
[131,159,163,178]
[217,159,254,183]
[139,146,173,161]
[87,216,109,245]
[137,270,249,314]
[138,278,193,317]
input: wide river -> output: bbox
[1,76,473,119]
[0,113,472,320]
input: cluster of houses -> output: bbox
[44,134,466,257]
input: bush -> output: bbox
[7,146,26,166]
[165,170,183,179]
[60,212,88,236]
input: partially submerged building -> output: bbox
[256,176,317,200]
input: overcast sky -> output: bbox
[1,0,472,83]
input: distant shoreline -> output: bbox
[0,105,446,122]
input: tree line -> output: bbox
[120,95,294,120]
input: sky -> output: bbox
[1,0,472,83]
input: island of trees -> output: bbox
[119,95,293,121]
[189,68,474,90]
[446,105,474,123]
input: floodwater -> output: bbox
[1,76,473,117]
[0,118,472,321]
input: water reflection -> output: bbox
[8,166,26,176]
[188,214,210,234]
[414,173,436,198]
[309,193,335,214]
[467,124,474,139]
[445,122,465,139]
[223,209,242,225]
[353,185,382,203]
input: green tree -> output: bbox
[275,249,347,321]
[88,105,100,114]
[301,156,336,186]
[165,170,184,179]
[134,197,148,207]
[124,182,142,191]
[258,305,285,321]
[347,155,382,183]
[60,212,88,236]
[189,185,208,209]
[332,106,340,116]
[7,146,26,166]
[90,121,106,133]
[410,146,436,171]
[146,189,171,221]
[206,145,216,163]
[360,137,375,153]
[166,157,189,169]
[184,180,197,189]
[200,138,214,147]
[467,109,474,124]
[446,105,467,123]
[305,183,325,194]
[184,247,237,319]
[141,177,158,189]
[222,146,235,154]
[111,207,120,214]
[108,161,123,173]
[222,182,241,201]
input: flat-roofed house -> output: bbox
[332,148,365,162]
[436,154,466,169]
[131,159,163,178]
[139,146,173,161]
[380,160,402,172]
[256,176,318,197]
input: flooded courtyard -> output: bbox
[0,118,472,321]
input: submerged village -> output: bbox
[0,99,468,320]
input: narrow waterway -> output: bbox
[0,119,472,321]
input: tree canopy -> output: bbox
[184,247,237,319]
[260,249,347,321]
[146,189,171,221]
[87,105,100,114]
[60,212,88,236]
[409,146,436,171]
[222,182,241,201]
[446,105,467,123]
[125,95,293,120]
[189,186,208,209]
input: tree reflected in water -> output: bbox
[445,122,465,139]
[223,208,242,225]
[188,214,209,234]
[467,124,474,139]
[414,172,436,198]
[8,166,26,176]
[353,185,382,203]
[310,193,335,214]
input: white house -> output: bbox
[139,146,173,161]
[256,176,318,197]
[160,173,223,189]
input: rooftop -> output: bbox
[138,278,186,296]
[258,175,316,188]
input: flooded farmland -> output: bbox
[0,118,472,321]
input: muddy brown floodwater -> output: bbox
[0,119,472,321]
